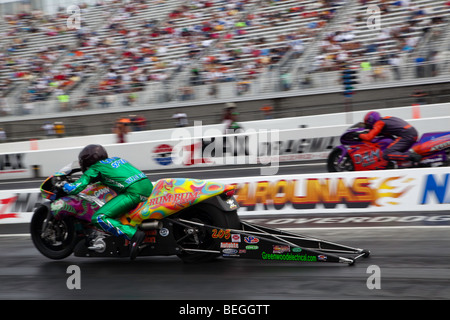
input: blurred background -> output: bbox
[1,0,449,301]
[0,0,449,141]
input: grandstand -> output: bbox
[0,0,449,141]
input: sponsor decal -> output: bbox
[144,230,157,243]
[171,122,337,174]
[159,228,169,237]
[179,142,211,166]
[147,192,199,206]
[152,144,174,166]
[273,245,290,254]
[234,176,414,211]
[0,213,18,219]
[220,242,239,249]
[352,149,382,168]
[222,249,238,254]
[261,252,317,262]
[0,154,25,172]
[201,136,337,161]
[429,134,450,151]
[212,229,231,240]
[0,196,18,219]
[226,198,237,209]
[244,236,259,244]
[144,236,156,244]
[421,173,449,204]
[231,234,241,242]
[0,193,42,221]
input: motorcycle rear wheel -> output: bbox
[30,205,78,260]
[174,203,241,263]
[327,148,354,172]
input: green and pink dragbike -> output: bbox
[30,162,370,265]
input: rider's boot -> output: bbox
[130,229,145,260]
[88,236,106,253]
[386,161,398,169]
[86,230,107,252]
[409,151,422,166]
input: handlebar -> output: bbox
[47,175,73,198]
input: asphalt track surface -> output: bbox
[1,162,449,303]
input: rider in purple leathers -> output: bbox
[358,111,422,167]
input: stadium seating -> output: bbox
[303,0,450,88]
[0,0,449,115]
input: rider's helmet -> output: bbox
[363,111,381,128]
[78,144,108,172]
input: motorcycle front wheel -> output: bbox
[30,205,78,260]
[327,148,355,172]
[174,203,241,263]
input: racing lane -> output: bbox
[1,161,449,301]
[1,228,449,301]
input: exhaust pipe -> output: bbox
[139,220,163,231]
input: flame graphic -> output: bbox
[370,176,414,206]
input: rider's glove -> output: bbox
[62,182,76,193]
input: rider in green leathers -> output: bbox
[63,144,153,259]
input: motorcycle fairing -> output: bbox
[347,142,389,170]
[122,178,235,226]
[50,182,117,222]
[45,175,234,227]
[412,132,450,156]
[51,196,98,222]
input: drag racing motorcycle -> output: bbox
[31,162,369,265]
[327,123,450,172]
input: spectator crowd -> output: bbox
[0,0,448,114]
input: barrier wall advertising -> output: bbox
[2,102,450,154]
[0,125,344,179]
[215,167,450,215]
[1,115,449,180]
[1,167,449,225]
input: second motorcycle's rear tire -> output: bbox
[175,203,241,263]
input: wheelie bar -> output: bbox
[178,219,370,265]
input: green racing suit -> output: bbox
[63,157,153,240]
